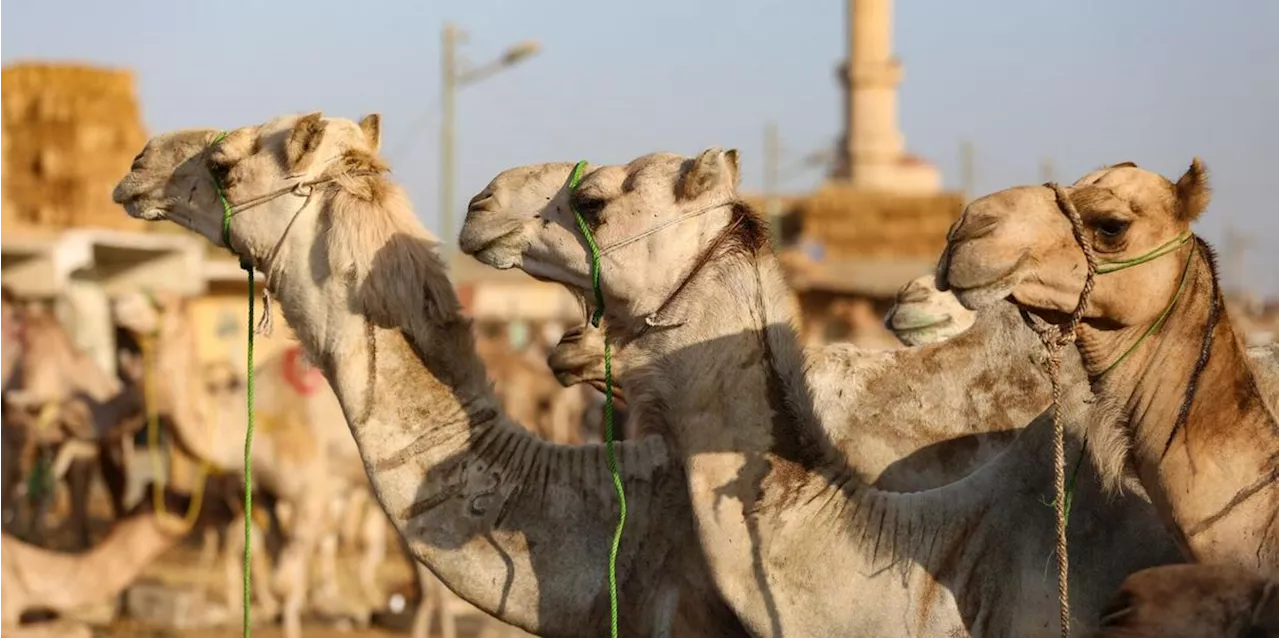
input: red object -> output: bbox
[283,346,324,395]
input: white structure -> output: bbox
[835,0,941,195]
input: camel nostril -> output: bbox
[467,192,494,212]
[949,215,999,244]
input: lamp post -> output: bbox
[762,121,833,248]
[440,23,540,249]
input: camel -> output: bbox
[1090,564,1277,637]
[884,274,977,346]
[1,486,194,636]
[937,160,1278,578]
[1,300,144,547]
[110,290,393,636]
[106,113,1207,634]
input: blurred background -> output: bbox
[1,1,1276,636]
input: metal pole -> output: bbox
[440,23,457,249]
[1039,157,1056,184]
[764,121,781,247]
[959,139,975,203]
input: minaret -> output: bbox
[834,0,940,194]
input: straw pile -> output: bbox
[796,184,964,259]
[2,62,149,235]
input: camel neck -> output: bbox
[1086,247,1278,571]
[621,251,831,485]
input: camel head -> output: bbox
[939,159,1210,332]
[883,275,977,346]
[461,148,765,328]
[1095,564,1277,638]
[110,289,180,338]
[545,321,628,401]
[113,111,384,258]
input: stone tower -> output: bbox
[833,0,940,194]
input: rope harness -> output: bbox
[1028,183,1195,637]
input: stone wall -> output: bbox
[2,62,149,235]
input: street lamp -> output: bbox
[763,121,834,247]
[440,23,541,249]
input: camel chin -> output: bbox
[951,279,1016,311]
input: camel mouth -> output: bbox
[949,277,1017,311]
[462,229,524,270]
[887,314,954,334]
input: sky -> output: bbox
[4,0,1276,295]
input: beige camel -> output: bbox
[107,114,1198,635]
[110,290,392,636]
[938,160,1278,577]
[884,274,977,346]
[1091,564,1277,637]
[1,488,191,635]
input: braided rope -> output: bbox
[1026,183,1098,638]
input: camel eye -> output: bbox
[1095,218,1130,240]
[572,194,607,220]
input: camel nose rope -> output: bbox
[567,160,626,638]
[1027,183,1196,637]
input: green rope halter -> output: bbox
[209,130,258,638]
[1058,230,1195,521]
[568,160,626,638]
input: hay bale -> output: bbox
[796,184,964,259]
[2,62,149,235]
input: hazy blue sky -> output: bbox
[4,0,1276,294]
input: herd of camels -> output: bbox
[1,110,1276,638]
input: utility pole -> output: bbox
[438,24,540,251]
[764,121,781,247]
[1222,223,1252,294]
[440,23,458,249]
[959,139,975,202]
[1039,157,1056,184]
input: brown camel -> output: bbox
[938,159,1278,578]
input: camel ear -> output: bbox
[358,113,382,152]
[679,147,741,200]
[285,112,327,172]
[1174,157,1210,221]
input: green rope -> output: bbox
[568,160,625,638]
[1055,231,1196,523]
[25,448,53,506]
[210,130,257,638]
